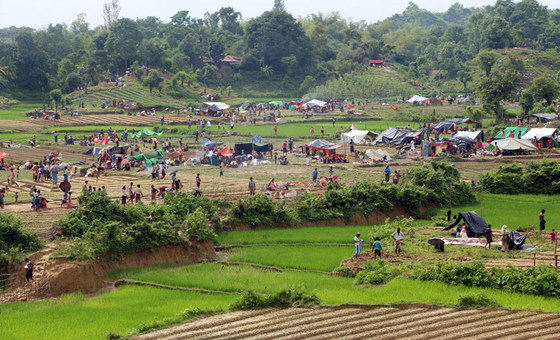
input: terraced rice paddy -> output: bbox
[133,305,560,340]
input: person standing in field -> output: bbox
[372,237,382,259]
[121,186,127,205]
[274,125,278,135]
[134,184,143,203]
[393,170,401,184]
[321,126,325,137]
[540,210,546,232]
[312,168,318,183]
[484,224,493,248]
[67,192,72,209]
[249,177,256,196]
[128,182,135,203]
[151,185,156,201]
[392,228,405,255]
[501,225,509,252]
[354,232,363,258]
[310,126,315,137]
[219,165,223,177]
[384,164,391,183]
[196,174,201,188]
[24,258,34,282]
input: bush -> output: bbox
[180,208,216,242]
[355,260,403,285]
[0,214,41,271]
[229,194,293,225]
[456,293,501,308]
[333,266,356,278]
[230,287,321,310]
[480,159,560,195]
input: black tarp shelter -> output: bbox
[374,127,423,146]
[443,211,487,235]
[507,230,527,250]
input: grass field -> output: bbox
[0,101,43,120]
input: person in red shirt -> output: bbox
[274,125,278,135]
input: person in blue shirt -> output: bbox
[372,237,383,259]
[312,168,318,183]
[384,164,391,183]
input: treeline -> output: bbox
[0,0,560,109]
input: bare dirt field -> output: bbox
[132,305,560,340]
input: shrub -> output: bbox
[333,266,356,278]
[229,194,293,225]
[355,260,403,285]
[180,208,216,242]
[456,293,501,308]
[0,214,41,271]
[480,159,560,195]
[230,287,321,310]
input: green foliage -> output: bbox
[355,260,404,285]
[143,70,163,93]
[229,193,293,225]
[456,293,501,308]
[230,287,321,310]
[0,214,41,270]
[480,159,560,195]
[413,261,560,298]
[180,208,216,242]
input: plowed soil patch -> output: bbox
[132,305,560,340]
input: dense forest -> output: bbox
[1,0,560,119]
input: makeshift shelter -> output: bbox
[521,128,558,145]
[84,147,104,156]
[449,118,481,125]
[130,128,163,139]
[94,136,111,145]
[443,211,487,236]
[307,139,331,148]
[340,129,378,144]
[305,99,327,108]
[364,149,391,161]
[494,127,528,139]
[204,102,230,111]
[507,230,527,250]
[374,127,423,146]
[0,152,8,159]
[252,135,262,144]
[532,113,559,123]
[488,138,537,151]
[106,145,130,155]
[215,147,232,157]
[407,95,429,103]
[433,121,454,131]
[268,101,283,108]
[200,140,224,148]
[453,131,482,141]
[234,143,270,157]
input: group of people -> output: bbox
[354,228,405,259]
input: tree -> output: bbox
[520,90,535,114]
[103,0,121,28]
[173,71,188,88]
[476,50,500,77]
[477,70,520,121]
[49,89,62,111]
[142,70,163,93]
[530,76,559,106]
[105,18,142,70]
[134,68,145,80]
[245,10,312,76]
[64,73,84,94]
[272,0,286,12]
[13,32,48,90]
[208,35,225,67]
[71,13,90,34]
[457,70,472,90]
[299,75,316,95]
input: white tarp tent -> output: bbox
[491,138,537,151]
[305,99,327,108]
[521,128,558,141]
[204,102,230,110]
[407,95,429,103]
[364,149,392,161]
[454,131,481,140]
[340,129,378,144]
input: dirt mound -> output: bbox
[341,252,423,272]
[2,241,215,302]
[132,305,560,340]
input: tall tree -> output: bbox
[272,0,286,12]
[142,70,163,93]
[476,50,500,77]
[14,32,48,90]
[103,0,121,28]
[478,70,519,122]
[105,18,142,70]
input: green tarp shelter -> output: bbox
[268,101,283,108]
[132,150,164,165]
[130,128,163,139]
[495,127,528,139]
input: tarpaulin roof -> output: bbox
[107,145,130,155]
[521,128,558,141]
[489,138,537,151]
[130,128,163,138]
[364,149,391,161]
[0,152,8,159]
[215,147,232,157]
[443,211,487,234]
[508,230,527,250]
[307,139,331,148]
[306,99,327,108]
[94,136,111,145]
[204,102,230,110]
[268,101,283,107]
[84,147,104,156]
[340,129,378,144]
[374,127,422,146]
[434,121,455,130]
[407,95,429,103]
[200,140,224,148]
[453,131,481,140]
[449,118,481,125]
[532,113,559,122]
[495,127,528,139]
[252,135,262,144]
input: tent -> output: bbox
[374,127,422,146]
[95,136,111,145]
[521,128,558,142]
[494,127,528,139]
[234,143,270,156]
[532,113,559,123]
[453,131,482,141]
[200,140,224,148]
[433,121,455,131]
[215,147,232,157]
[488,138,537,151]
[252,135,262,144]
[204,102,230,111]
[84,147,104,156]
[507,230,527,250]
[443,211,487,235]
[305,99,327,108]
[106,145,130,155]
[307,139,331,148]
[130,128,163,139]
[340,129,378,144]
[407,95,429,103]
[364,149,392,161]
[268,101,283,108]
[449,118,481,125]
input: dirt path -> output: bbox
[131,305,560,340]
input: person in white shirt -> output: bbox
[392,227,405,255]
[354,232,363,258]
